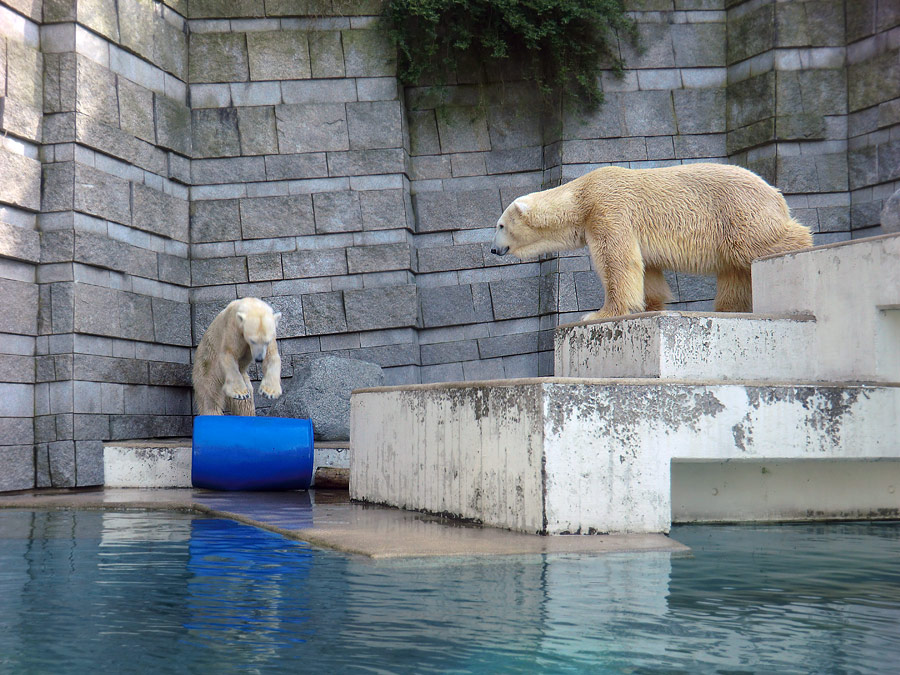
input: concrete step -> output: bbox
[350,377,900,535]
[104,438,349,489]
[555,311,816,382]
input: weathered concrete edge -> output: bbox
[755,231,899,262]
[353,377,900,395]
[0,490,690,559]
[556,310,817,331]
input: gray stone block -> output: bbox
[158,254,191,286]
[344,284,417,331]
[0,149,41,212]
[75,439,104,486]
[237,106,279,155]
[73,413,109,441]
[270,354,384,440]
[573,270,605,313]
[622,90,677,137]
[133,183,190,242]
[0,446,35,491]
[347,100,403,150]
[248,253,284,281]
[155,95,192,156]
[74,353,149,384]
[0,97,41,142]
[189,33,250,83]
[436,106,491,153]
[360,189,408,230]
[276,103,349,153]
[265,153,328,180]
[489,277,541,320]
[674,134,726,159]
[420,340,479,366]
[347,243,410,274]
[248,31,311,81]
[118,78,156,144]
[487,104,543,150]
[620,21,675,69]
[78,0,119,41]
[191,257,248,286]
[148,362,192,388]
[192,157,266,184]
[417,244,484,273]
[775,114,826,140]
[726,2,774,64]
[484,147,542,175]
[117,292,155,342]
[0,221,40,264]
[240,195,315,238]
[0,417,33,445]
[776,0,844,48]
[191,199,242,243]
[342,29,395,78]
[75,55,118,128]
[308,30,345,78]
[676,273,717,302]
[727,72,775,131]
[777,69,847,117]
[282,248,347,278]
[74,230,158,279]
[190,0,264,18]
[301,291,347,335]
[408,110,440,156]
[152,297,191,346]
[193,108,241,158]
[313,191,362,233]
[413,189,501,232]
[0,278,38,336]
[264,294,305,338]
[420,284,476,327]
[672,22,725,68]
[674,88,726,135]
[50,282,75,335]
[49,440,76,487]
[882,190,900,234]
[327,148,406,176]
[0,354,33,383]
[5,41,42,110]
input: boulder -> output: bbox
[269,355,384,441]
[881,189,900,234]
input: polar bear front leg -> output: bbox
[258,341,282,400]
[221,352,252,400]
[582,232,646,321]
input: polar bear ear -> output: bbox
[273,311,282,326]
[236,311,246,324]
[514,198,530,215]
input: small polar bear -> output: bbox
[491,163,812,320]
[192,297,282,416]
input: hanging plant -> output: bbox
[383,0,639,111]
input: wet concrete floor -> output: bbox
[0,488,689,559]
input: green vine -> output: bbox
[384,0,639,111]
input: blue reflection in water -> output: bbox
[0,511,899,674]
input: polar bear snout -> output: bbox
[491,223,511,256]
[490,245,509,256]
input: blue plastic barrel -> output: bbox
[192,415,314,491]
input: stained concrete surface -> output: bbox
[0,488,689,560]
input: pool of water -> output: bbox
[1,510,898,673]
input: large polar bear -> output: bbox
[192,297,282,416]
[490,163,812,320]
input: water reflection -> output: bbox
[0,512,899,673]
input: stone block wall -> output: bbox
[0,0,896,490]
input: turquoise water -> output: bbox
[1,511,898,674]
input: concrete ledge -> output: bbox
[555,312,816,381]
[351,378,900,535]
[103,438,351,488]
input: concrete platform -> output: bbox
[0,488,688,559]
[104,439,350,489]
[555,312,816,381]
[351,378,900,535]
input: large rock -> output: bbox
[882,189,900,234]
[270,355,384,441]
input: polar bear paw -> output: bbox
[259,381,282,400]
[224,384,251,400]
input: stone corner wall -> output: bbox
[0,0,897,490]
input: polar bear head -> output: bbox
[490,188,583,260]
[234,297,281,363]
